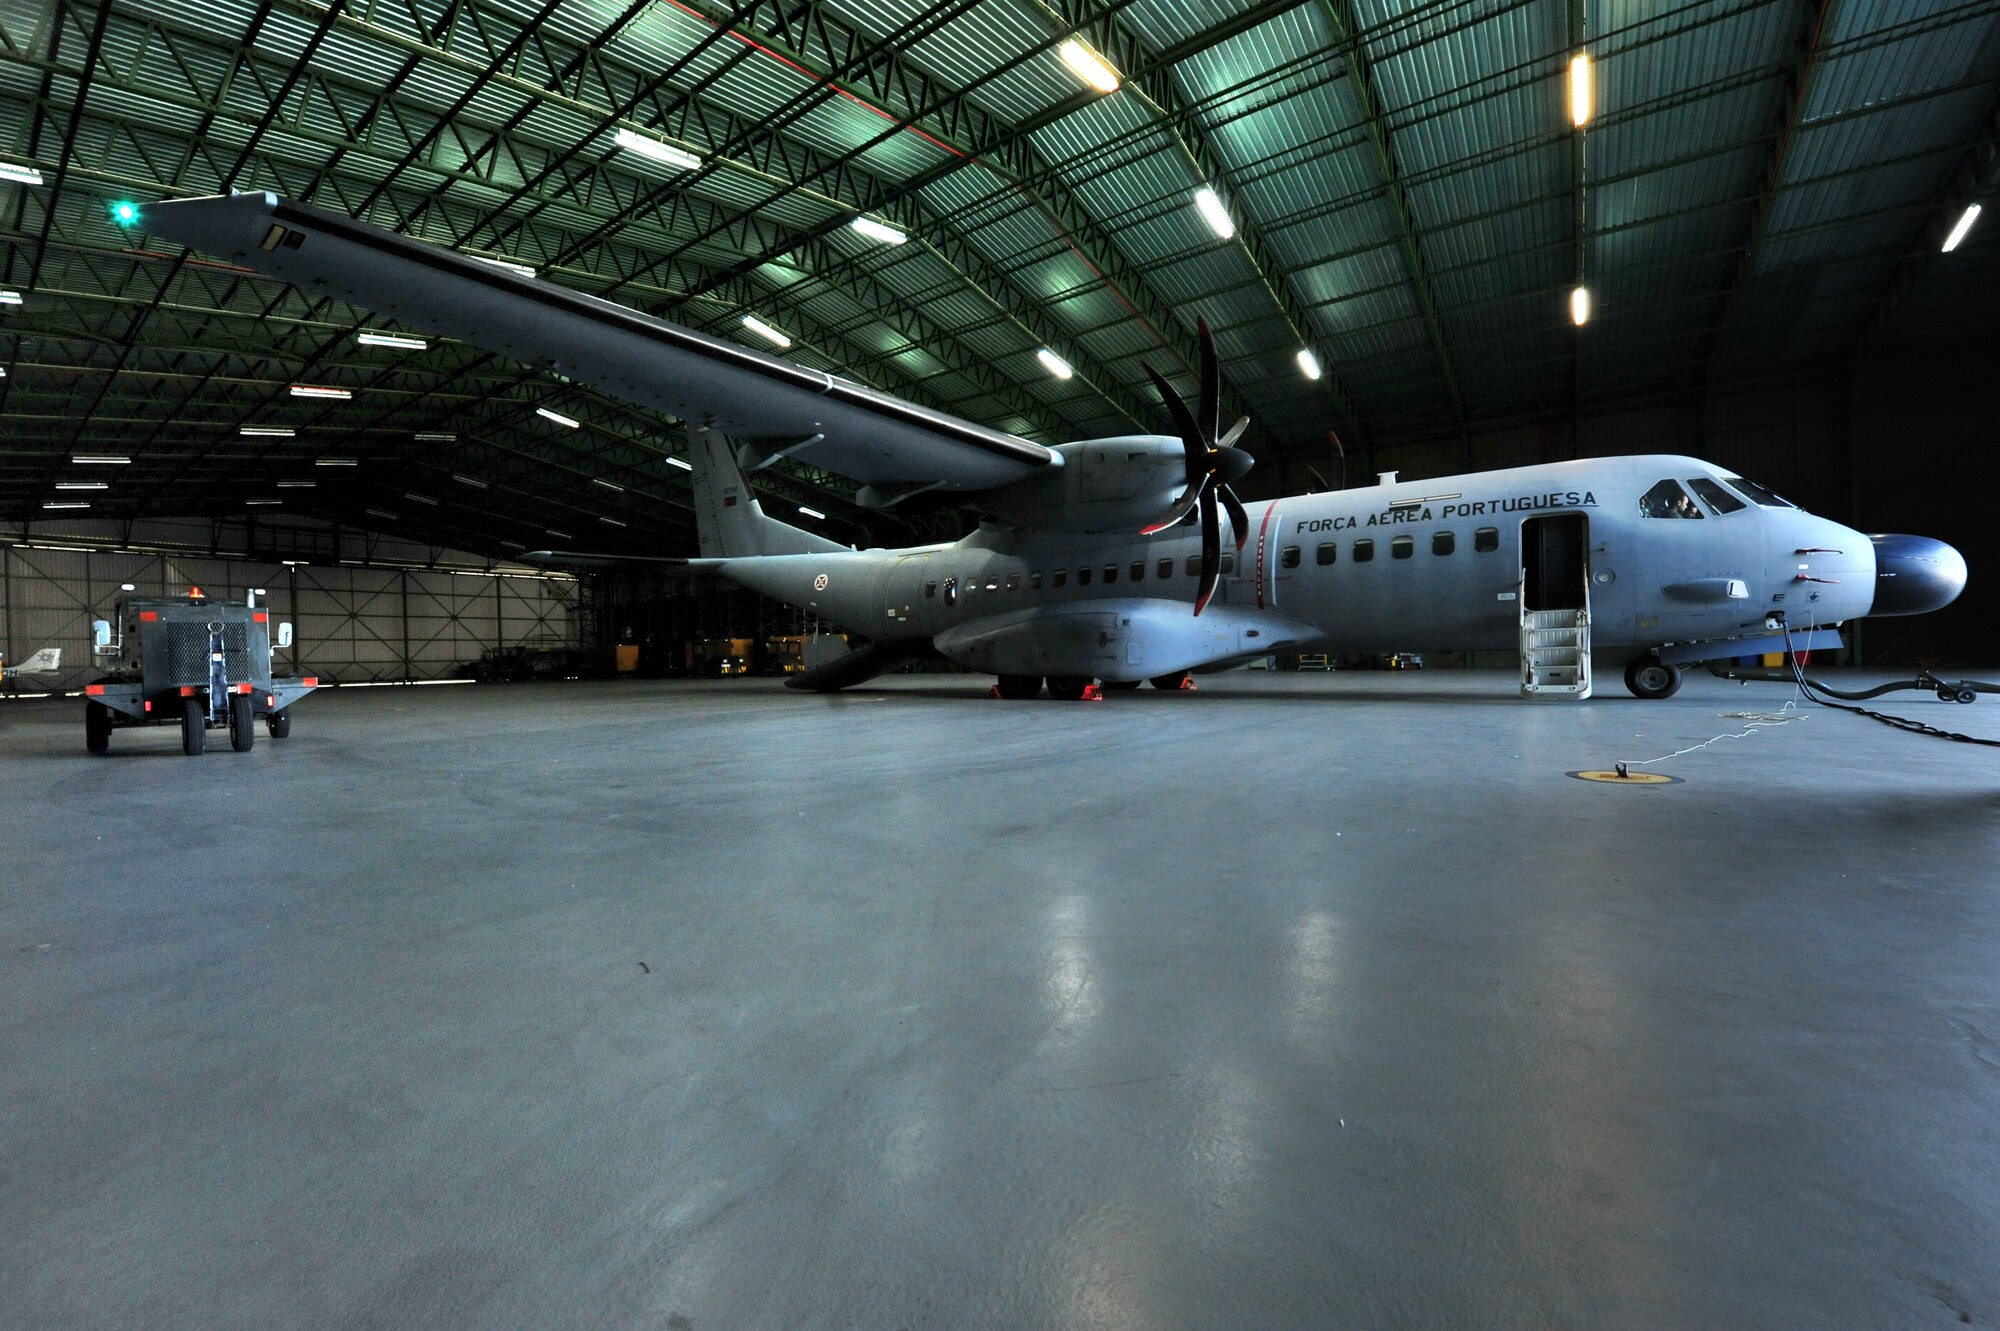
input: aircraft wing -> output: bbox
[142,193,1055,492]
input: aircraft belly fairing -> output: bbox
[932,600,1319,682]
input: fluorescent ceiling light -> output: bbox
[72,454,130,465]
[289,384,351,399]
[414,431,457,442]
[239,425,295,437]
[0,291,22,307]
[1193,187,1235,240]
[357,332,430,350]
[849,216,908,245]
[1942,203,1981,253]
[404,492,440,505]
[471,254,537,279]
[453,474,488,489]
[797,506,826,520]
[42,501,90,509]
[612,128,703,172]
[245,499,283,506]
[1058,38,1121,93]
[365,508,398,519]
[741,314,791,348]
[1568,52,1593,128]
[1297,348,1322,380]
[276,480,316,488]
[546,529,572,539]
[592,478,626,492]
[56,481,109,490]
[1036,347,1074,380]
[666,456,694,470]
[0,162,43,186]
[536,406,581,428]
[1570,285,1592,326]
[600,517,626,527]
[315,457,358,466]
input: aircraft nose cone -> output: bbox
[1869,533,1967,616]
[1217,445,1255,484]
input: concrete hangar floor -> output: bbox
[1,668,1996,1329]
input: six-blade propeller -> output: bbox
[1142,319,1256,615]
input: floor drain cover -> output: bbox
[1569,769,1683,785]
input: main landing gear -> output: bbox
[994,672,1192,699]
[1624,653,1682,700]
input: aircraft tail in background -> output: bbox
[688,427,847,560]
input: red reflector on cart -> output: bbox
[303,677,318,687]
[267,695,275,707]
[85,684,104,696]
[253,612,268,623]
[235,682,253,694]
[139,611,158,622]
[179,686,194,697]
[144,701,152,713]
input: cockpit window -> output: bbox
[1722,475,1796,508]
[1640,478,1703,519]
[1686,477,1746,515]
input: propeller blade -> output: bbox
[1142,362,1205,490]
[1196,319,1220,450]
[1138,488,1200,536]
[1194,486,1221,616]
[1220,484,1251,552]
[1218,415,1250,448]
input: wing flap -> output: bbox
[143,193,1053,491]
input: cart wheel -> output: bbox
[182,696,207,755]
[267,709,292,738]
[85,700,112,755]
[229,693,255,752]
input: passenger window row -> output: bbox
[921,529,1503,602]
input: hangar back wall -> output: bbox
[2,519,582,692]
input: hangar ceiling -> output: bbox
[0,0,1995,556]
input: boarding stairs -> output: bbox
[1520,605,1591,699]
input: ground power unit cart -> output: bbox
[83,589,318,755]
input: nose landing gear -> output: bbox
[1624,654,1683,700]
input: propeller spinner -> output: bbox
[1141,319,1255,615]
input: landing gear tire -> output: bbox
[1149,671,1190,690]
[268,709,292,738]
[996,674,1043,700]
[1104,680,1142,690]
[1624,655,1682,700]
[85,701,112,755]
[182,696,207,756]
[229,693,256,752]
[1046,675,1092,701]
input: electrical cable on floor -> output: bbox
[1779,622,2000,748]
[1617,703,1805,775]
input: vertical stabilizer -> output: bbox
[688,426,847,558]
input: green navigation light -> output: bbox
[109,200,140,226]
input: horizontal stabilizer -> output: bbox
[784,638,936,692]
[518,550,706,569]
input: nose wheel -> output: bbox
[1624,654,1682,700]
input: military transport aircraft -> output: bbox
[144,193,1967,700]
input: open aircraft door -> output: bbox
[1519,512,1592,698]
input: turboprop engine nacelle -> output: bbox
[974,435,1189,534]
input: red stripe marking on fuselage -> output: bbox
[1255,502,1279,609]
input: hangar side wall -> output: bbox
[2,519,580,691]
